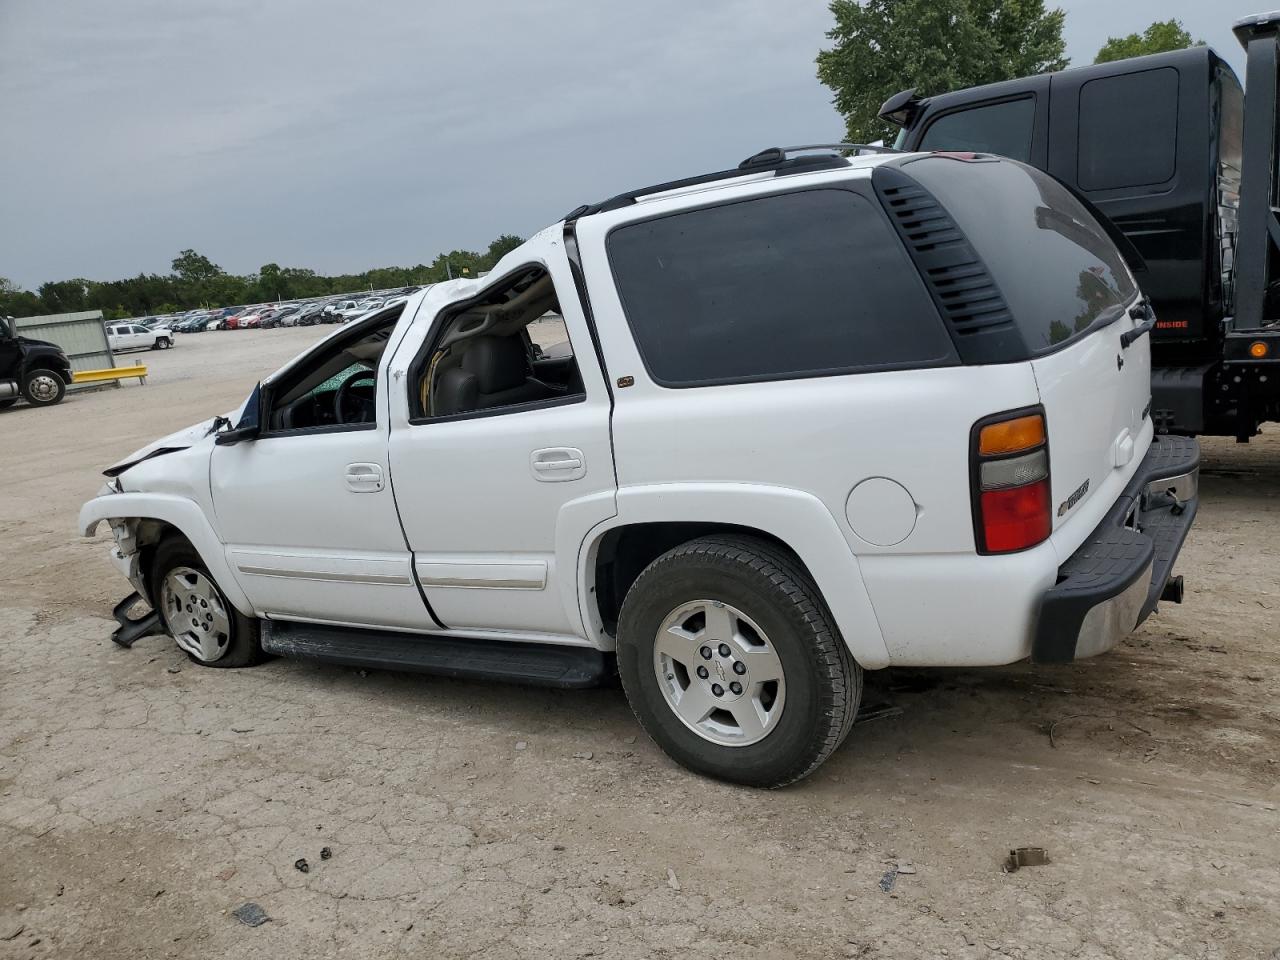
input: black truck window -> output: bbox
[607,188,956,386]
[917,97,1035,162]
[1078,68,1179,191]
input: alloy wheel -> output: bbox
[652,599,786,746]
[159,566,232,662]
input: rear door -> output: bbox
[385,237,617,641]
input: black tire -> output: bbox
[149,536,265,668]
[617,535,860,788]
[20,368,65,406]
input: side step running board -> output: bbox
[260,620,608,689]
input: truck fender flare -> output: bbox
[79,492,254,616]
[576,483,890,669]
[21,355,73,384]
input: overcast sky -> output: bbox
[0,0,1259,290]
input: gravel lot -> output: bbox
[1,326,1278,959]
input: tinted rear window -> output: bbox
[606,188,955,386]
[917,97,1035,162]
[1078,68,1179,191]
[903,157,1138,353]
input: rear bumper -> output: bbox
[1031,436,1200,664]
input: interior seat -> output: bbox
[434,335,551,416]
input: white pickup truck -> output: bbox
[80,146,1199,787]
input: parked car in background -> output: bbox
[325,300,360,323]
[336,301,368,323]
[107,322,173,352]
[295,303,325,326]
[237,311,264,329]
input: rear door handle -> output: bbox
[345,462,384,492]
[530,447,586,482]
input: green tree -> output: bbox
[1094,19,1201,64]
[171,249,226,305]
[170,249,223,284]
[817,0,1069,144]
[481,234,525,270]
[38,279,91,313]
[0,277,44,317]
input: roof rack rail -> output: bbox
[564,142,900,223]
[737,143,899,169]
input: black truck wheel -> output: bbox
[21,369,66,406]
[616,535,861,788]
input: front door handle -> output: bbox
[530,447,586,482]
[345,462,384,492]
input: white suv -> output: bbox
[80,146,1199,787]
[107,322,173,352]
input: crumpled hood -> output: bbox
[103,397,248,477]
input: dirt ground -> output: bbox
[1,326,1277,960]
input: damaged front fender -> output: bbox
[78,492,254,617]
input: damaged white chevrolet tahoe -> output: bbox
[80,146,1200,787]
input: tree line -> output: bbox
[0,233,525,320]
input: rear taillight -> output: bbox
[972,409,1051,554]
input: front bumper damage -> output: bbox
[102,515,165,648]
[1032,436,1200,663]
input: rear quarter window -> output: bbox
[1078,68,1179,191]
[901,157,1138,354]
[917,97,1036,162]
[606,188,956,386]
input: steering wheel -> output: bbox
[333,369,377,424]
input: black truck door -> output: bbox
[0,319,22,382]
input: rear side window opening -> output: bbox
[1078,68,1179,192]
[606,187,958,387]
[902,157,1138,354]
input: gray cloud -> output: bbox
[0,0,1256,289]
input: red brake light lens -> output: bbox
[979,480,1052,553]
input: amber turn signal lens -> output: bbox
[979,414,1046,456]
[1250,341,1270,359]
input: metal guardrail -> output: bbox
[72,364,147,385]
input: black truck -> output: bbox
[880,13,1280,441]
[0,315,73,408]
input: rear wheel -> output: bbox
[21,369,65,406]
[617,535,860,788]
[149,537,264,667]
